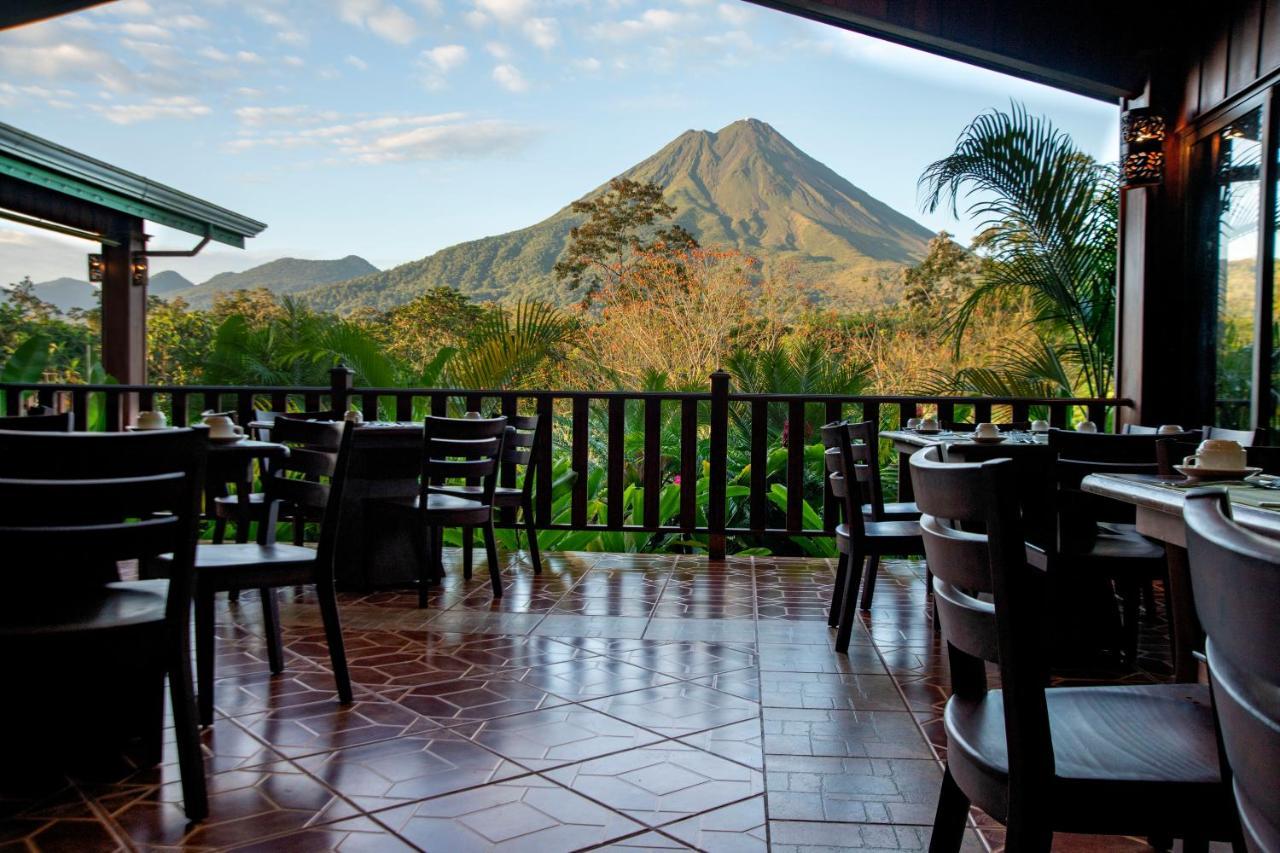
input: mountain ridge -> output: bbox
[180,255,378,307]
[299,118,935,312]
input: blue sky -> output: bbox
[0,0,1118,285]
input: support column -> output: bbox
[101,217,147,422]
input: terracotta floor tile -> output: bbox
[584,682,760,737]
[381,674,569,727]
[225,815,417,852]
[758,643,882,674]
[230,696,431,758]
[691,667,762,702]
[543,743,764,827]
[466,705,664,771]
[764,755,942,825]
[762,709,933,759]
[502,656,678,701]
[769,820,988,852]
[294,730,528,810]
[760,671,904,711]
[607,641,758,678]
[532,615,650,639]
[373,775,645,851]
[642,618,757,643]
[676,719,765,769]
[592,828,694,849]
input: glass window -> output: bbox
[1208,108,1263,429]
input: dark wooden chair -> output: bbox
[1185,489,1280,853]
[1122,424,1160,435]
[910,445,1236,852]
[942,420,1032,433]
[846,420,919,521]
[822,422,924,652]
[436,414,545,576]
[1049,427,1202,462]
[155,419,355,726]
[0,429,208,820]
[379,416,508,603]
[0,411,72,431]
[212,410,340,545]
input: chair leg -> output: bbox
[140,664,166,766]
[195,585,216,727]
[523,498,542,574]
[829,552,848,628]
[1120,578,1141,664]
[234,512,250,545]
[167,629,208,822]
[483,520,499,570]
[416,524,434,608]
[292,512,305,546]
[484,520,502,598]
[260,589,284,675]
[315,574,353,704]
[927,766,969,853]
[860,555,880,610]
[462,529,474,580]
[433,526,445,579]
[212,517,228,545]
[1003,818,1052,852]
[834,549,866,653]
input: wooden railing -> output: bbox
[0,368,1132,557]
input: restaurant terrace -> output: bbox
[0,1,1276,852]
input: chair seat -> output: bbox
[194,542,317,569]
[1068,529,1166,567]
[945,684,1225,826]
[835,520,924,554]
[863,501,921,520]
[431,484,522,506]
[0,579,169,637]
[378,493,493,523]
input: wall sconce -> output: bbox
[130,255,148,286]
[1121,107,1166,188]
[87,254,104,282]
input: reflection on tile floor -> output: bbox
[2,552,1178,851]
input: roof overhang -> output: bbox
[0,121,266,248]
[1,1,114,30]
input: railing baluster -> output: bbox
[571,397,589,528]
[786,399,805,534]
[898,401,914,428]
[898,401,915,501]
[171,391,188,427]
[535,395,554,526]
[937,400,954,425]
[974,400,992,423]
[361,392,379,419]
[749,399,768,533]
[304,392,321,412]
[607,397,625,529]
[3,386,21,416]
[643,397,661,529]
[707,371,729,559]
[1088,402,1106,429]
[396,393,412,422]
[680,398,698,533]
[1012,401,1030,423]
[202,391,218,416]
[466,393,483,416]
[139,389,154,411]
[271,391,287,413]
[499,394,518,525]
[237,391,254,427]
[72,389,88,431]
[431,393,446,418]
[105,390,122,432]
[1049,401,1069,429]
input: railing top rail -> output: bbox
[0,381,1134,409]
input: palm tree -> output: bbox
[919,104,1118,398]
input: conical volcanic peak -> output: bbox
[302,119,935,312]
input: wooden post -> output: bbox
[329,364,355,414]
[708,370,729,560]
[100,216,146,428]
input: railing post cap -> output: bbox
[331,363,355,374]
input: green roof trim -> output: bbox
[0,122,265,248]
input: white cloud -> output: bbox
[337,0,420,44]
[282,55,306,67]
[474,0,531,24]
[413,0,443,13]
[572,57,602,72]
[522,17,558,49]
[92,95,210,125]
[199,46,230,61]
[164,13,209,29]
[345,55,369,70]
[97,0,154,17]
[717,2,752,25]
[424,44,468,72]
[277,30,308,45]
[349,118,536,163]
[237,50,265,64]
[492,63,528,92]
[248,7,289,28]
[485,41,511,59]
[591,8,687,40]
[464,10,488,27]
[0,41,127,86]
[235,105,314,126]
[119,22,171,39]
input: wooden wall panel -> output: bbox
[1264,0,1280,73]
[1229,0,1262,96]
[1203,28,1230,108]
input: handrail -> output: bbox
[0,370,1133,557]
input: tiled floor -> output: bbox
[0,552,1179,852]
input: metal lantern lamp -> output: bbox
[1121,107,1166,188]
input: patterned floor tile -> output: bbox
[544,743,764,827]
[763,708,933,759]
[769,820,988,852]
[532,615,650,639]
[764,755,942,825]
[691,667,762,702]
[760,671,904,711]
[466,705,664,771]
[607,641,758,678]
[676,719,765,769]
[294,730,528,811]
[663,795,768,852]
[373,775,645,851]
[381,674,569,727]
[226,815,417,851]
[503,656,678,701]
[642,618,758,643]
[758,642,883,674]
[230,696,431,758]
[584,682,760,737]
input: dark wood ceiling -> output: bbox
[2,1,112,30]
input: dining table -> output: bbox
[881,428,1053,501]
[206,437,291,543]
[1081,472,1280,682]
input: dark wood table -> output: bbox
[882,429,1052,501]
[1081,472,1280,682]
[207,438,290,543]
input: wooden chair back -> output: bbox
[502,413,542,500]
[259,419,353,567]
[820,422,872,541]
[943,442,1056,549]
[1048,428,1202,463]
[1184,489,1280,852]
[420,416,507,507]
[0,429,206,611]
[0,412,72,432]
[1203,425,1259,447]
[1122,424,1160,435]
[909,445,1053,785]
[1156,439,1201,476]
[844,420,891,518]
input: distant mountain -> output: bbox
[21,277,98,312]
[182,255,378,307]
[300,118,935,313]
[149,270,195,297]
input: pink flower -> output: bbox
[673,475,682,485]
